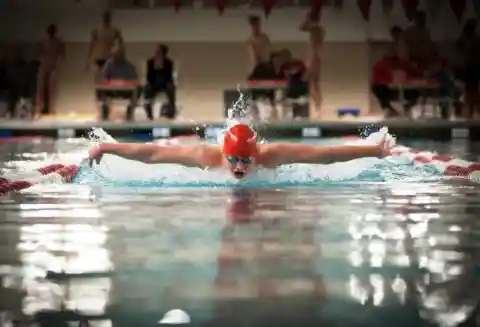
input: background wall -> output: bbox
[0,0,472,120]
[0,0,474,41]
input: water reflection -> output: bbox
[0,181,478,326]
[18,219,111,316]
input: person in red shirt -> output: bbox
[371,54,421,118]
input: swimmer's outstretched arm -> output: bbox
[267,139,389,165]
[87,143,202,166]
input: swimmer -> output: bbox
[87,124,392,179]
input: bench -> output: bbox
[389,73,461,119]
[94,80,141,120]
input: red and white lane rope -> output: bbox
[0,134,200,195]
[1,163,66,181]
[3,132,477,195]
[344,133,480,182]
[390,145,480,181]
[0,164,80,195]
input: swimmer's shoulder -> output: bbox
[196,144,223,168]
[256,143,281,168]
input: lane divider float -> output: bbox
[4,133,478,195]
[345,133,480,182]
[0,164,79,195]
[391,145,480,182]
[0,134,201,195]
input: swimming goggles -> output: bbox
[226,156,254,165]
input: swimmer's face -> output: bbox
[226,156,254,179]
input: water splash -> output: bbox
[217,89,268,145]
[75,126,443,187]
[88,127,118,144]
[226,86,253,124]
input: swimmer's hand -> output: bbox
[86,146,104,166]
[82,143,204,167]
[376,135,393,158]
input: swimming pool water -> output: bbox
[1,137,480,327]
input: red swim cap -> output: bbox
[223,124,257,157]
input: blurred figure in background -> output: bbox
[100,48,137,82]
[388,26,408,59]
[278,49,309,119]
[299,9,324,117]
[246,15,272,75]
[98,47,139,121]
[87,11,123,73]
[422,47,458,119]
[402,10,433,64]
[35,24,65,118]
[456,18,480,118]
[144,44,176,120]
[5,47,33,118]
[271,51,286,77]
[0,51,7,117]
[371,54,421,118]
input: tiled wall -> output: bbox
[9,41,397,121]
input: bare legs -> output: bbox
[35,68,58,117]
[308,56,321,118]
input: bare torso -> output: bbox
[39,37,64,72]
[247,33,271,66]
[307,25,324,61]
[302,22,324,112]
[92,25,120,60]
[403,26,432,59]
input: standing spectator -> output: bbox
[246,17,276,115]
[246,16,272,75]
[402,11,434,63]
[86,11,123,73]
[387,26,408,59]
[144,44,176,120]
[456,18,480,118]
[299,9,325,117]
[35,24,65,118]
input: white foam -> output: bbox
[469,170,480,181]
[78,126,451,185]
[158,309,191,324]
[2,172,65,187]
[1,170,44,180]
[84,127,393,184]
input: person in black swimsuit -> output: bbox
[456,19,480,118]
[143,44,176,119]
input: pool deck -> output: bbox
[0,118,477,140]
